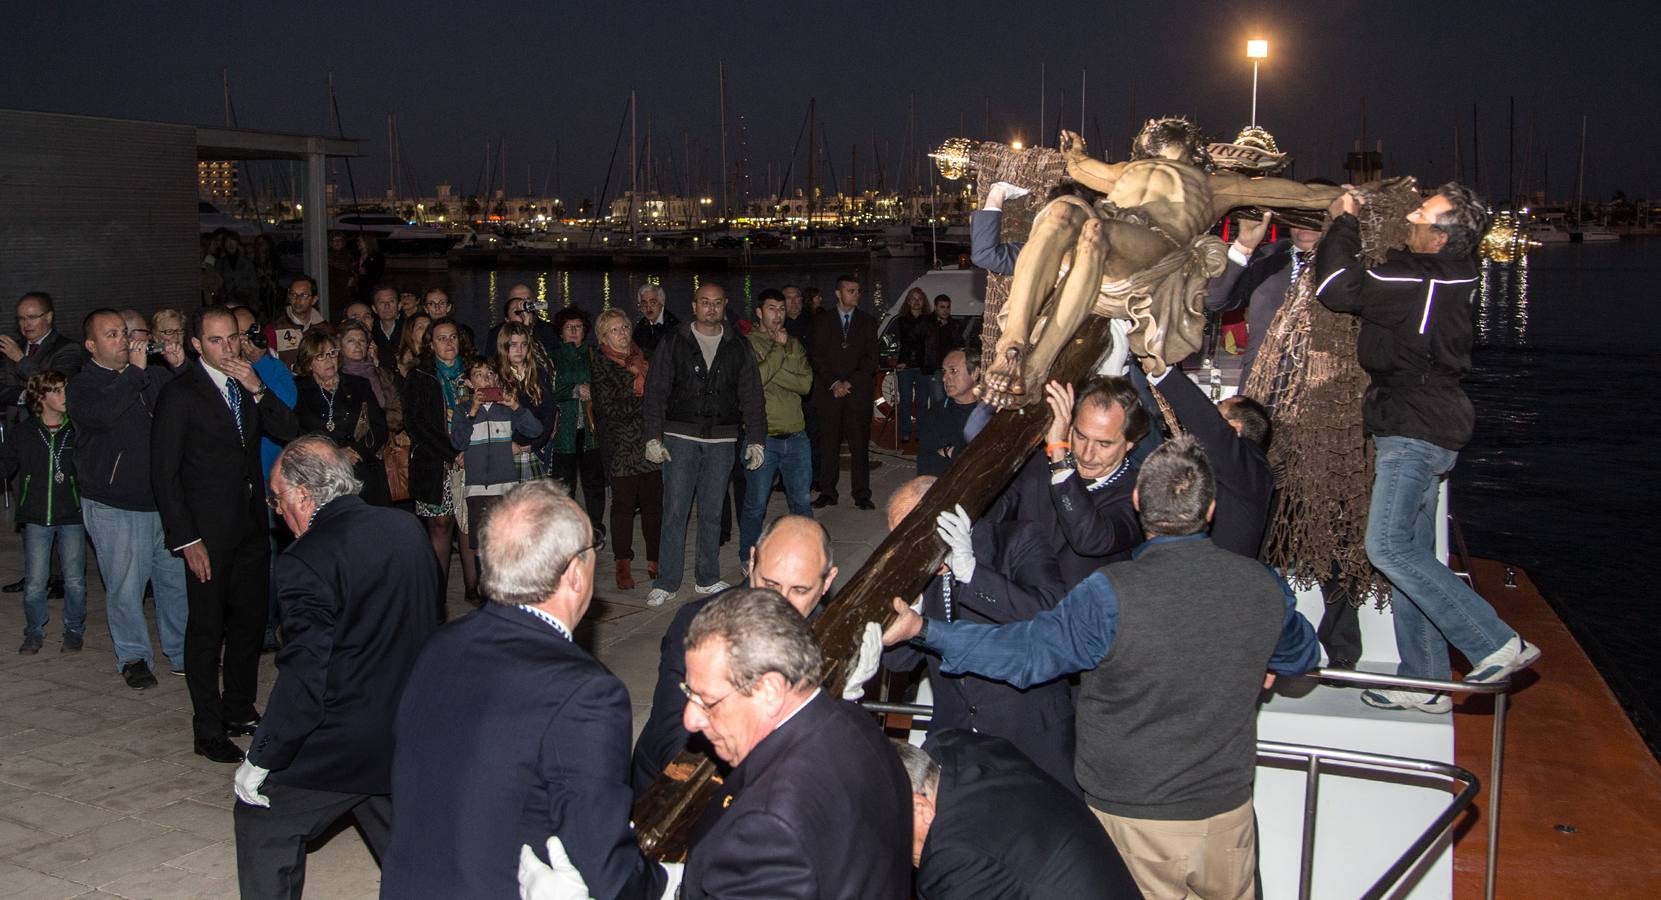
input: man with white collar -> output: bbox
[152,306,299,763]
[388,481,668,899]
[0,291,83,408]
[988,376,1149,585]
[631,283,680,356]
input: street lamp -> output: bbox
[1246,40,1268,126]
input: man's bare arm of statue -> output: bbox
[1208,172,1343,218]
[1060,131,1131,195]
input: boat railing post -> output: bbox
[1299,754,1321,900]
[1487,690,1508,900]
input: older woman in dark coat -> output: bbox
[591,308,660,590]
[293,330,390,505]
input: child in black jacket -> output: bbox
[0,371,87,654]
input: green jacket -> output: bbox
[550,342,598,453]
[746,329,812,435]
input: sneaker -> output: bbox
[170,667,186,677]
[1360,688,1452,714]
[61,632,83,652]
[122,661,159,690]
[18,634,43,655]
[645,588,675,608]
[694,581,730,596]
[1465,636,1542,685]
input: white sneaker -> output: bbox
[645,588,675,607]
[1360,689,1453,714]
[694,581,730,596]
[1465,636,1542,684]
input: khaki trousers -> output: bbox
[1092,799,1257,900]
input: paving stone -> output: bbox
[0,861,92,899]
[95,863,236,900]
[134,799,232,842]
[0,792,122,837]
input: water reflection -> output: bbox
[1477,256,1530,347]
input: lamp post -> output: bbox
[1247,40,1268,126]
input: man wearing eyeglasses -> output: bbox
[0,292,82,409]
[231,437,439,897]
[387,481,670,900]
[261,275,328,368]
[484,283,559,359]
[151,306,298,764]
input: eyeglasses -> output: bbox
[156,328,184,337]
[679,681,737,713]
[314,350,340,360]
[18,311,50,322]
[287,291,313,299]
[266,485,304,511]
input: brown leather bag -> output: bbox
[383,438,411,504]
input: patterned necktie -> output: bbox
[941,570,955,622]
[1290,249,1314,283]
[225,377,244,443]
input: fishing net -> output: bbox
[968,142,1067,363]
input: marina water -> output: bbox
[442,242,1661,757]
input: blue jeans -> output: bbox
[81,499,188,672]
[739,432,815,565]
[656,436,737,592]
[1367,436,1515,680]
[896,369,924,441]
[22,524,88,640]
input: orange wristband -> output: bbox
[1045,441,1071,454]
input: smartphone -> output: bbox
[477,386,503,403]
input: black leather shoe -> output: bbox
[1,577,22,594]
[193,736,245,764]
[854,499,876,510]
[812,495,838,509]
[121,661,158,690]
[226,714,262,737]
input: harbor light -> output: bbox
[1246,39,1268,125]
[1011,140,1024,150]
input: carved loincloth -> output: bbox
[1090,232,1228,375]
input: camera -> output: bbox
[243,325,269,350]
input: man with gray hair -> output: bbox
[884,435,1320,900]
[676,588,910,898]
[631,282,679,355]
[386,481,668,899]
[232,436,440,897]
[894,731,1141,898]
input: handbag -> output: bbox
[383,441,411,504]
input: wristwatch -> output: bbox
[1048,453,1077,474]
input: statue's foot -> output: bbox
[978,345,1031,410]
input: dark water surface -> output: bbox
[443,241,1661,754]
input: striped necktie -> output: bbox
[225,377,244,443]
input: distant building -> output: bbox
[198,159,238,200]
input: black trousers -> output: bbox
[816,393,872,503]
[185,524,269,740]
[1318,567,1366,669]
[549,440,608,536]
[234,781,392,899]
[610,471,662,563]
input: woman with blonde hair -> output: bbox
[591,307,660,589]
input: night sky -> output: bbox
[6,1,1659,206]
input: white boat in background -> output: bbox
[1572,224,1620,242]
[330,211,461,255]
[1526,222,1572,244]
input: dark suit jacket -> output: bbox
[917,730,1141,900]
[250,497,440,794]
[383,604,663,900]
[631,595,713,795]
[151,361,297,553]
[988,453,1141,586]
[1157,368,1274,559]
[0,330,84,407]
[370,317,403,371]
[884,519,1076,789]
[680,692,911,900]
[806,306,879,402]
[1205,238,1298,377]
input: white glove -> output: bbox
[658,861,685,900]
[935,504,976,584]
[1100,317,1133,376]
[643,439,671,464]
[233,759,271,808]
[518,836,594,900]
[842,622,883,701]
[743,443,765,471]
[984,181,1032,211]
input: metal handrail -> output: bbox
[1307,667,1510,900]
[866,668,1512,900]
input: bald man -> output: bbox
[630,515,879,794]
[883,476,1077,790]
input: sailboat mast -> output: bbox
[387,114,397,203]
[1039,63,1046,148]
[1575,115,1587,227]
[630,90,638,240]
[718,62,729,222]
[806,97,817,243]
